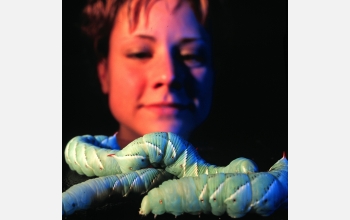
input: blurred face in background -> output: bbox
[98,0,213,141]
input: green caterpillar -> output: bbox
[64,132,258,178]
[139,155,288,218]
[63,132,287,218]
[62,168,173,215]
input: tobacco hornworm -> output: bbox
[64,132,259,178]
[63,132,288,218]
[139,155,288,218]
[62,168,173,215]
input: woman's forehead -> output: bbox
[113,0,206,42]
[117,0,206,32]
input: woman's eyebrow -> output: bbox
[134,34,156,42]
[133,35,203,45]
[179,38,205,46]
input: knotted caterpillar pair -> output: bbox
[63,132,288,218]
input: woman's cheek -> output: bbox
[114,65,146,99]
[193,68,213,95]
[124,63,148,86]
[195,68,213,121]
[192,66,213,84]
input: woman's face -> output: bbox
[98,0,213,141]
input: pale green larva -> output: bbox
[139,156,288,218]
[64,132,259,178]
[63,132,287,218]
[62,168,173,215]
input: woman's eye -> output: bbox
[127,52,152,59]
[181,54,205,67]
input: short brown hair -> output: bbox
[81,0,209,61]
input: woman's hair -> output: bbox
[81,0,210,62]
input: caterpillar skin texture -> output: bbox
[64,132,259,178]
[139,156,288,218]
[62,168,173,215]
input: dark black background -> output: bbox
[63,0,288,219]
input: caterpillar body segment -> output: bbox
[62,168,173,216]
[268,156,288,193]
[64,135,123,177]
[139,156,288,218]
[64,132,258,177]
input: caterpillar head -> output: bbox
[139,195,154,216]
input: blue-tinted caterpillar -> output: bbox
[62,168,173,215]
[63,132,288,218]
[139,155,288,218]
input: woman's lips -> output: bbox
[141,103,190,115]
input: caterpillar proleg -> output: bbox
[62,168,173,215]
[64,132,259,178]
[139,155,288,218]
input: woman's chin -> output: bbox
[140,120,195,139]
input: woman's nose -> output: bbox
[152,52,184,90]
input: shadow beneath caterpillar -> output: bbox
[62,202,287,220]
